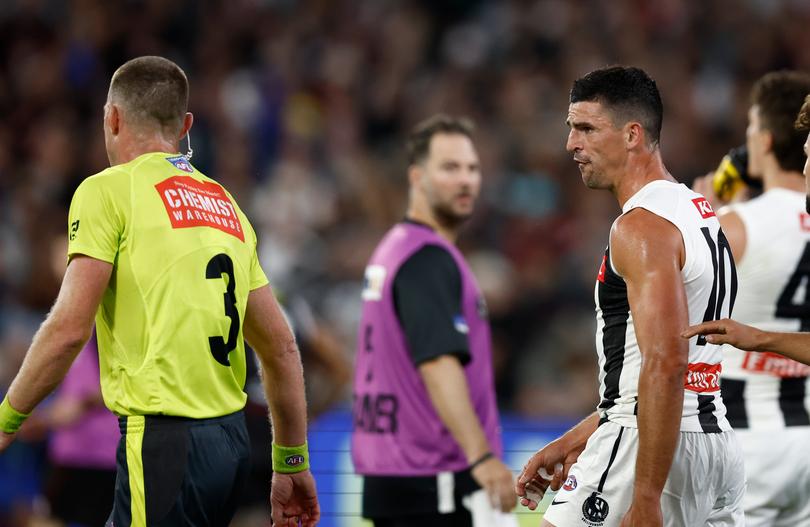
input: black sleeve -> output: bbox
[393,244,471,366]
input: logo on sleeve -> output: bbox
[362,265,387,301]
[69,220,80,241]
[155,176,244,241]
[165,155,194,173]
[453,315,469,334]
[692,197,716,219]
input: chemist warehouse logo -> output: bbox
[155,176,244,242]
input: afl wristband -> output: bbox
[469,451,495,470]
[272,442,310,473]
[0,395,29,434]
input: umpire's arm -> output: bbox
[1,255,111,450]
[243,284,308,446]
[243,284,320,526]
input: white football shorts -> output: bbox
[736,427,810,527]
[542,421,745,527]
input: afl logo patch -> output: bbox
[166,155,194,173]
[285,454,305,467]
[581,493,609,526]
[563,474,577,491]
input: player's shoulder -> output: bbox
[74,165,130,196]
[626,180,695,217]
[614,206,678,238]
[611,205,683,262]
[404,243,456,268]
[396,243,459,285]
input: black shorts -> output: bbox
[362,469,479,525]
[107,411,250,527]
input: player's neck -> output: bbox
[405,205,460,244]
[110,136,181,166]
[762,159,804,193]
[613,151,675,208]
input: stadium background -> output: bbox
[0,0,808,525]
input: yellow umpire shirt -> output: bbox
[67,152,268,418]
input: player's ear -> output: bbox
[625,122,644,149]
[408,163,423,188]
[105,103,121,136]
[180,112,193,140]
[762,129,774,155]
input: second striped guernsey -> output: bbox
[595,180,737,433]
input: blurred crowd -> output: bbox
[0,0,809,524]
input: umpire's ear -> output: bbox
[105,103,121,137]
[180,112,193,141]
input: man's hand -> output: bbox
[270,470,320,526]
[0,431,16,453]
[620,498,663,527]
[470,456,516,512]
[516,439,584,510]
[681,319,764,350]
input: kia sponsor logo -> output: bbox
[691,197,716,219]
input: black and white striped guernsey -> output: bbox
[720,189,810,430]
[594,180,736,433]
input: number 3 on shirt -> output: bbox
[206,253,240,366]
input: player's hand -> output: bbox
[270,470,320,526]
[620,498,662,527]
[515,438,583,510]
[682,318,764,350]
[0,431,16,453]
[470,456,516,512]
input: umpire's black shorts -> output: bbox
[106,410,250,527]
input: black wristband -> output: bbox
[469,451,494,470]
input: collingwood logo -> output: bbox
[581,492,609,526]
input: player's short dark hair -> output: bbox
[796,95,810,133]
[407,114,475,165]
[751,71,810,173]
[108,56,189,135]
[570,66,663,146]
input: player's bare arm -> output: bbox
[419,354,516,512]
[0,256,111,453]
[243,284,320,527]
[716,209,747,263]
[683,319,810,366]
[611,209,689,527]
[516,411,599,511]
